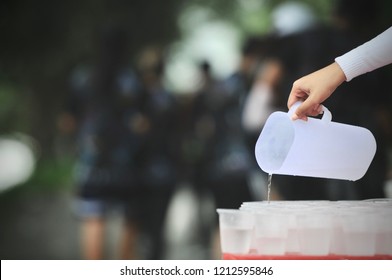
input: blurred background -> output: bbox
[0,0,391,260]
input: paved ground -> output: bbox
[0,191,80,259]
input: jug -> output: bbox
[255,102,376,181]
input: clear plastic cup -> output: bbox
[373,208,392,256]
[283,210,301,255]
[274,204,309,255]
[340,210,377,256]
[253,211,289,255]
[358,202,392,256]
[328,209,346,256]
[297,211,333,256]
[217,209,254,254]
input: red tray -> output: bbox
[223,253,392,260]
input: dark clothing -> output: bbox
[67,66,145,200]
[191,77,254,209]
[138,84,178,191]
[136,82,178,260]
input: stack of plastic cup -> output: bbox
[217,199,392,259]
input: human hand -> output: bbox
[287,62,346,120]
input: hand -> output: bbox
[287,62,346,120]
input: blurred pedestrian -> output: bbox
[60,27,147,259]
[136,46,178,259]
[191,60,255,258]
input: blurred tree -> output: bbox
[0,0,181,158]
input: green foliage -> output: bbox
[0,85,18,129]
[0,83,30,134]
[12,156,75,194]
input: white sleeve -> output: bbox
[335,27,392,81]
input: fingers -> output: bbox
[291,105,308,121]
[287,81,313,120]
[287,83,307,109]
[291,98,323,121]
[287,93,300,111]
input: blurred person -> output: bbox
[241,60,281,135]
[263,0,391,200]
[241,35,282,151]
[191,60,255,258]
[241,42,284,201]
[60,27,148,259]
[136,46,179,259]
[223,36,263,101]
[220,35,283,203]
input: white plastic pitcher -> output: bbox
[255,102,376,181]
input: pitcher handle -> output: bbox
[321,105,332,123]
[288,101,332,122]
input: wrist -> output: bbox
[329,62,346,87]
